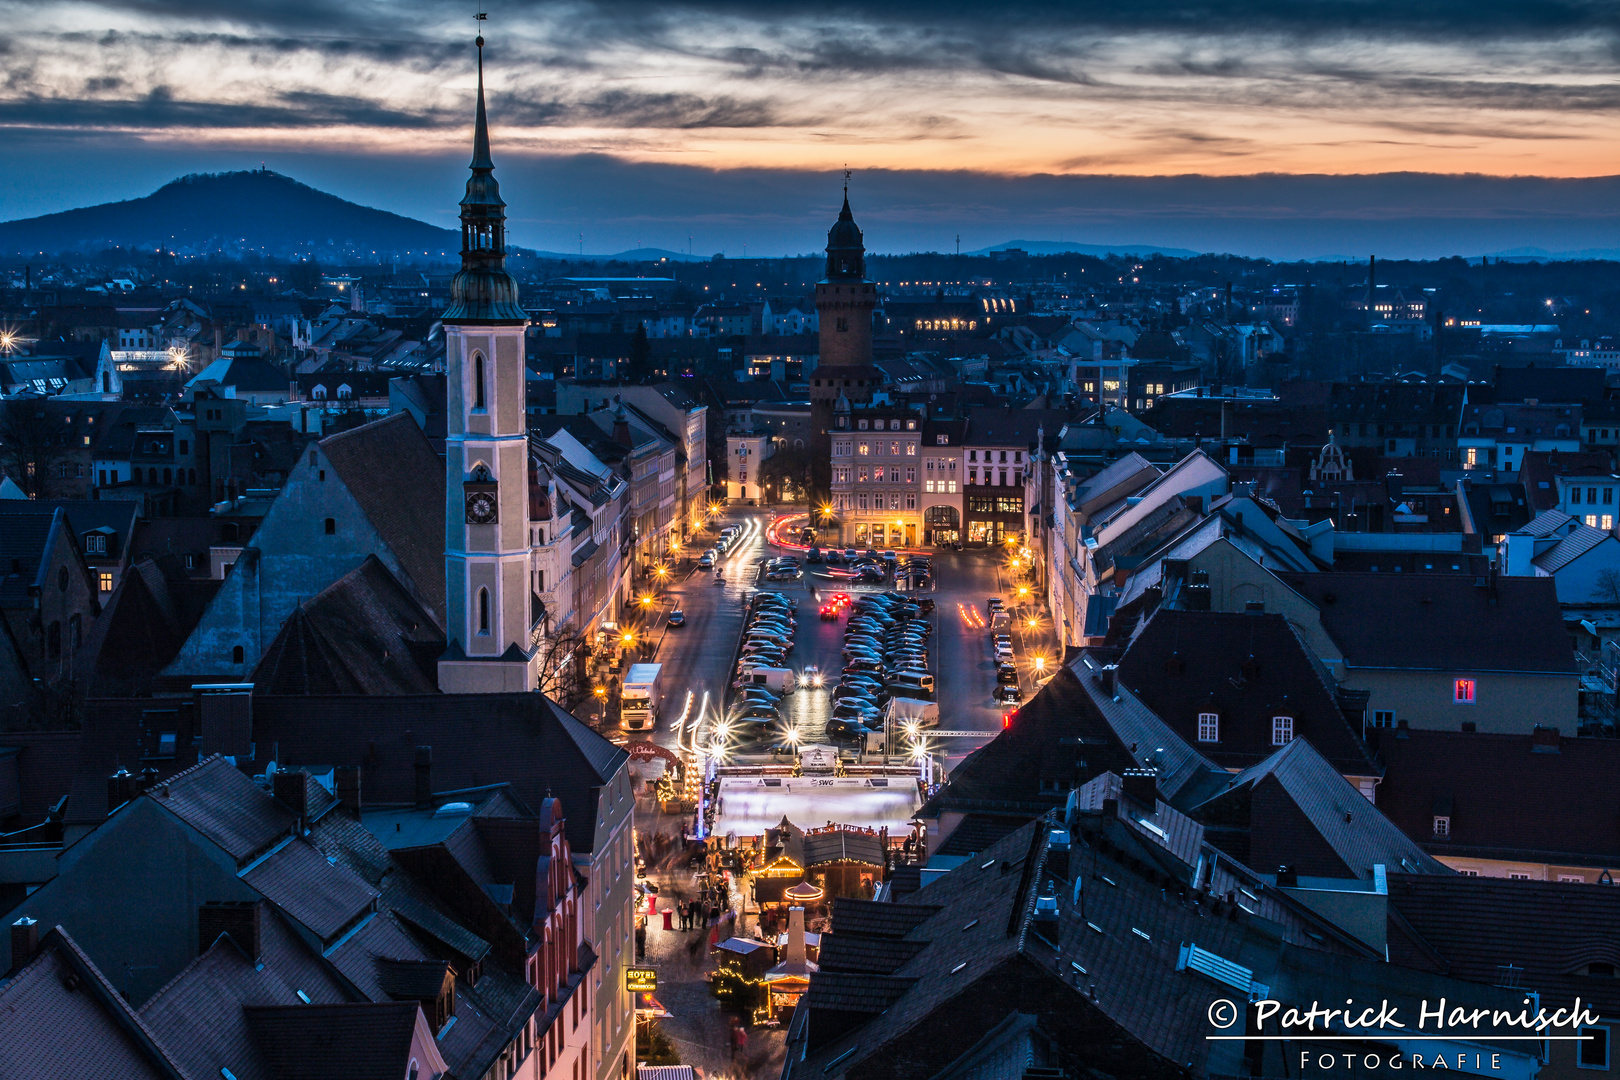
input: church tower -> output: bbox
[809,182,879,504]
[438,34,537,694]
[815,184,876,367]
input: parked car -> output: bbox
[697,552,714,569]
[994,684,1023,704]
[807,546,823,563]
[667,609,685,627]
[997,662,1019,687]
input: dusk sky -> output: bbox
[5,0,1620,259]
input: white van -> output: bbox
[739,666,797,694]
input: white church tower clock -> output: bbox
[438,33,538,693]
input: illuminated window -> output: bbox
[1454,678,1475,704]
[1197,713,1219,743]
[858,442,869,455]
[1271,716,1293,745]
[98,571,113,592]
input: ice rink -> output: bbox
[710,775,923,838]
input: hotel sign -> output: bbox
[625,967,658,993]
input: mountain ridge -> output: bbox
[0,169,462,260]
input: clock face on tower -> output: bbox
[465,487,498,524]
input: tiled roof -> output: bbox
[373,957,451,999]
[1518,508,1576,538]
[1532,523,1613,573]
[1386,872,1620,1018]
[1373,727,1620,866]
[1193,738,1449,880]
[252,694,626,855]
[140,911,350,1080]
[0,507,59,605]
[816,934,927,975]
[1116,608,1377,777]
[251,555,442,695]
[0,929,185,1080]
[243,1002,421,1080]
[1280,571,1576,675]
[241,839,381,944]
[318,413,446,625]
[828,899,941,939]
[932,814,1029,858]
[919,666,1137,827]
[152,756,292,865]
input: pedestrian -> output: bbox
[732,1022,748,1061]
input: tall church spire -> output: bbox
[443,31,526,324]
[471,36,494,171]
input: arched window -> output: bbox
[473,353,487,411]
[478,588,491,634]
[232,645,244,664]
[163,468,172,485]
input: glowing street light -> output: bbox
[1034,656,1046,673]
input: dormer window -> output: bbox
[937,435,948,445]
[1197,713,1219,743]
[858,419,868,430]
[1432,815,1451,837]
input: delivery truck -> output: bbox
[621,663,663,732]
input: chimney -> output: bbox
[1186,582,1211,611]
[784,906,808,967]
[1047,827,1071,882]
[198,900,261,961]
[1220,400,1232,440]
[1276,865,1298,888]
[10,917,39,972]
[335,764,361,815]
[107,768,136,814]
[197,686,253,758]
[1184,494,1203,515]
[1101,797,1119,820]
[1531,725,1561,754]
[612,407,632,448]
[1385,471,1404,502]
[1121,767,1159,809]
[1098,664,1117,697]
[415,746,433,808]
[271,769,310,834]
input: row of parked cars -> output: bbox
[727,592,799,734]
[825,592,935,743]
[987,596,1020,704]
[697,523,747,570]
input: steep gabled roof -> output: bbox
[252,555,442,695]
[1116,608,1377,777]
[0,929,186,1080]
[317,413,446,625]
[919,666,1137,825]
[1193,738,1449,880]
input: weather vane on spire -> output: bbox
[843,166,851,195]
[475,8,487,46]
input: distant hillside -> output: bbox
[969,239,1203,259]
[0,169,460,260]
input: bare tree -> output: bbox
[1595,568,1620,604]
[0,400,69,498]
[535,618,591,711]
